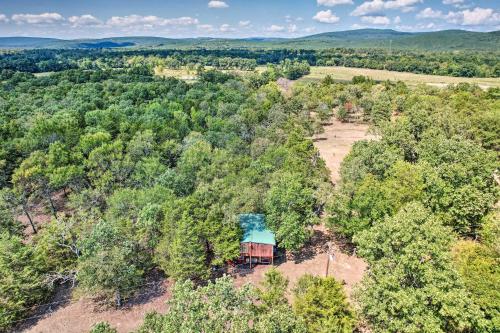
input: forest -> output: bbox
[0,51,499,333]
[1,47,499,78]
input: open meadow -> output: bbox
[300,66,500,88]
[155,65,500,89]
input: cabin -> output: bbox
[239,214,276,267]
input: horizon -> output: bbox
[0,1,499,39]
[1,27,498,41]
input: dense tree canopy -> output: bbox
[293,275,356,333]
[311,76,500,331]
[1,47,498,332]
[0,63,330,328]
[354,203,485,333]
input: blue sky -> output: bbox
[0,0,498,38]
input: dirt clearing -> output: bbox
[21,279,171,333]
[313,120,376,184]
[233,224,366,299]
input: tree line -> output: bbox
[1,47,498,77]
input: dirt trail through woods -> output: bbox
[233,119,373,298]
[314,119,376,184]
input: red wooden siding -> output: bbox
[240,242,273,257]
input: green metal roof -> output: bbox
[239,214,276,246]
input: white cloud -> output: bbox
[417,6,500,26]
[106,15,198,27]
[443,1,472,9]
[361,15,391,25]
[239,20,251,27]
[352,1,386,16]
[313,10,340,23]
[396,22,440,31]
[351,0,422,16]
[12,12,64,24]
[197,24,215,32]
[166,17,200,26]
[219,23,235,32]
[303,27,317,33]
[351,23,366,29]
[68,14,102,27]
[317,0,353,6]
[0,14,8,23]
[417,7,443,19]
[285,15,304,23]
[208,1,229,8]
[288,24,298,33]
[447,7,500,25]
[394,15,401,24]
[267,24,285,32]
[385,0,422,11]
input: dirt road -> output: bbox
[313,119,375,184]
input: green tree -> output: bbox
[255,268,306,333]
[138,274,306,333]
[155,214,208,281]
[452,240,499,332]
[12,150,58,220]
[265,171,318,251]
[354,202,485,333]
[0,232,49,330]
[293,275,356,333]
[77,220,143,305]
[46,141,85,193]
[259,267,289,307]
[140,276,255,333]
[451,211,500,332]
[0,189,22,236]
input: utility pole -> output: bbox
[325,241,334,277]
[389,39,393,55]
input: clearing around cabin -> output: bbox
[233,118,372,297]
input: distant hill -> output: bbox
[0,29,498,51]
[285,29,500,50]
[0,37,63,48]
[301,28,412,40]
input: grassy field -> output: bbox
[154,65,500,89]
[300,66,500,89]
